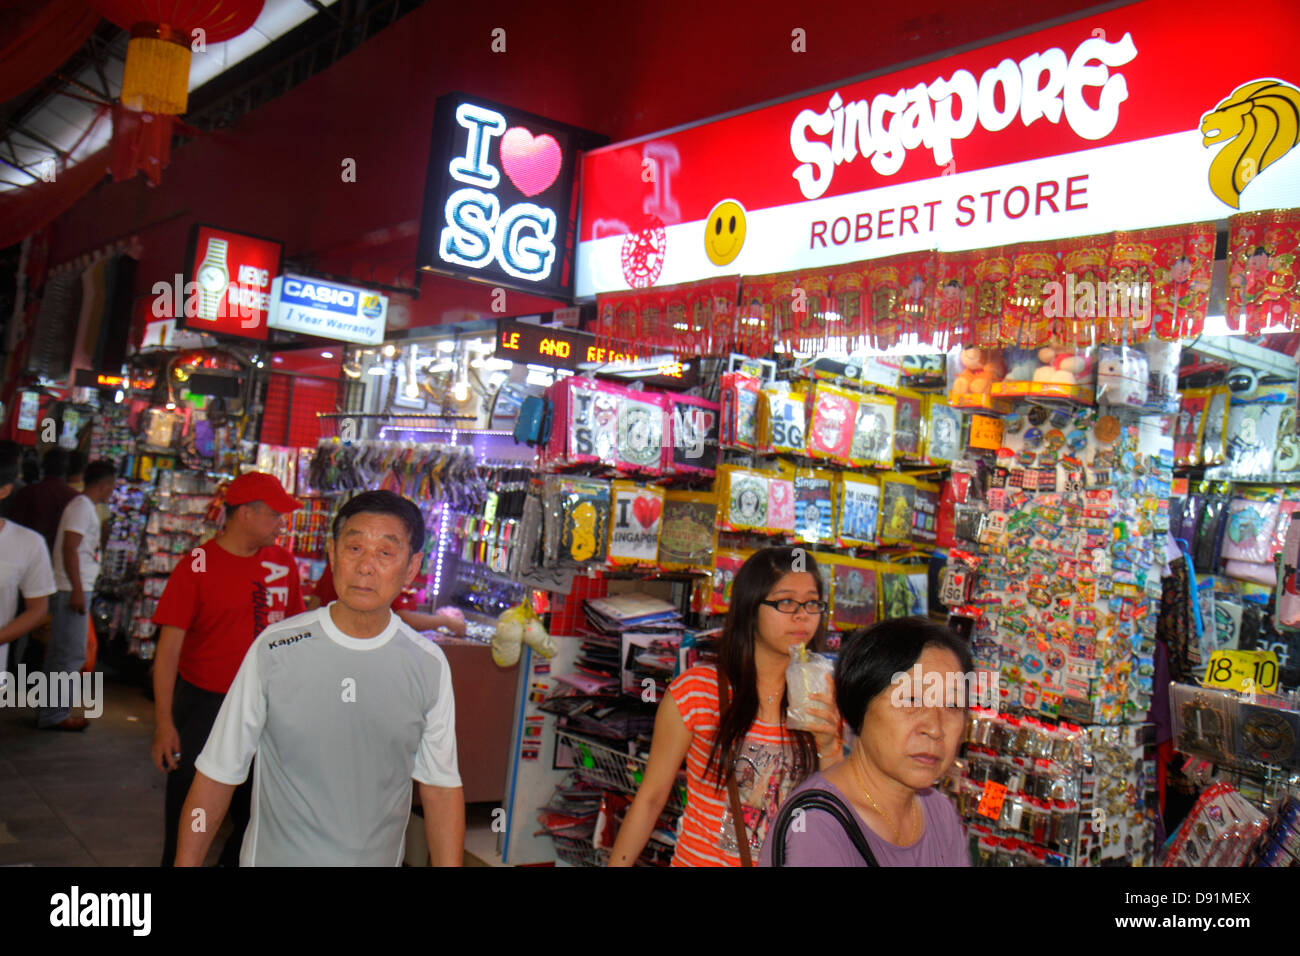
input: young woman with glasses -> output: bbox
[608,547,843,866]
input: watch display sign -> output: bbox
[182,225,283,341]
[417,92,605,298]
[269,274,388,345]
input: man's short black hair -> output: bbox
[0,441,21,489]
[83,459,117,489]
[332,490,424,553]
[41,447,70,479]
[67,451,88,477]
[835,617,974,734]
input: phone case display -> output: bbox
[547,377,620,468]
[657,491,717,571]
[879,563,928,618]
[1163,783,1269,867]
[892,390,924,461]
[879,474,938,545]
[911,481,942,545]
[711,550,752,614]
[836,474,880,547]
[767,475,796,533]
[1226,403,1284,477]
[664,394,719,476]
[720,371,761,450]
[717,466,769,532]
[849,393,897,468]
[793,470,835,544]
[925,397,962,466]
[803,383,856,462]
[542,476,611,566]
[615,391,666,476]
[1173,388,1211,465]
[1095,345,1149,408]
[759,387,806,456]
[823,555,878,631]
[608,482,664,565]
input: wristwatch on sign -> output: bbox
[196,238,229,320]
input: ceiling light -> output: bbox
[320,351,334,359]
[382,344,397,358]
[437,340,456,353]
[114,390,124,404]
[367,366,385,375]
[273,356,283,364]
[452,380,469,402]
[165,402,176,410]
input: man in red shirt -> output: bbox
[149,472,304,866]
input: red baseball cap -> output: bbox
[225,472,300,513]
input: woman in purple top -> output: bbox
[760,617,972,867]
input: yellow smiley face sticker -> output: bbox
[704,199,746,266]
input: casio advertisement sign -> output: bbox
[417,93,605,299]
[269,274,388,344]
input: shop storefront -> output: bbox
[496,0,1300,867]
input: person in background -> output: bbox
[65,451,87,492]
[305,562,467,636]
[609,546,843,867]
[177,490,464,866]
[149,471,304,866]
[760,617,972,867]
[38,459,117,731]
[6,447,77,552]
[0,442,56,690]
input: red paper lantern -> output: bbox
[89,0,265,114]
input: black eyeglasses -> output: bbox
[760,598,827,615]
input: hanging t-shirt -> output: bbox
[52,494,101,593]
[153,540,305,694]
[667,664,810,867]
[195,606,461,866]
[0,519,57,687]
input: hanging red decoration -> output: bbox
[90,0,264,184]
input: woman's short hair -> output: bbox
[835,617,974,733]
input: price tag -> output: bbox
[1203,649,1279,694]
[976,780,1007,820]
[969,415,1005,451]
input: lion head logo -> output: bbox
[1200,78,1300,209]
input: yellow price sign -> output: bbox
[1203,649,1279,695]
[969,415,1004,451]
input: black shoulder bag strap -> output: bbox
[770,788,880,867]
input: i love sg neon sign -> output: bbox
[418,94,603,297]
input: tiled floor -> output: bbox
[0,674,504,867]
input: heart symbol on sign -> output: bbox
[632,495,661,529]
[500,126,562,197]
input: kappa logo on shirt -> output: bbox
[267,630,313,651]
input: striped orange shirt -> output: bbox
[667,665,810,867]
